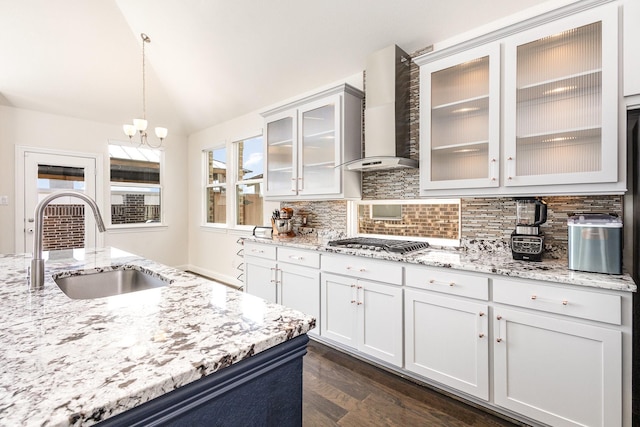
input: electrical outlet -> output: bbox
[0,196,8,206]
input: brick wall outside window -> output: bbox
[42,204,85,251]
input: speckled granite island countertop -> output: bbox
[0,247,315,427]
[245,235,637,292]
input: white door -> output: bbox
[279,263,320,336]
[493,307,622,427]
[320,273,358,348]
[405,289,489,400]
[358,280,403,366]
[20,150,98,254]
[244,256,277,303]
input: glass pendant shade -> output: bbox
[133,118,148,131]
[155,127,168,139]
[123,124,136,137]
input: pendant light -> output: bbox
[123,33,168,148]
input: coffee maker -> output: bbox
[511,198,547,261]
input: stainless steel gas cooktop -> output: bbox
[327,237,429,254]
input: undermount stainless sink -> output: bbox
[54,267,170,299]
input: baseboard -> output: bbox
[184,264,243,290]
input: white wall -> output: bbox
[0,105,189,267]
[186,74,363,286]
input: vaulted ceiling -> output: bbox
[0,0,553,136]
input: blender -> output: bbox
[511,198,547,261]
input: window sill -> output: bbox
[107,223,168,233]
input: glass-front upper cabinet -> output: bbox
[503,4,618,186]
[418,44,500,191]
[299,95,341,195]
[265,111,296,197]
[262,84,363,201]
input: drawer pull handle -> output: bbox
[359,268,366,272]
[251,249,264,253]
[531,295,569,306]
[429,279,455,287]
[288,255,304,260]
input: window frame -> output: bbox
[203,143,228,228]
[233,135,264,230]
[107,141,165,229]
[202,133,265,230]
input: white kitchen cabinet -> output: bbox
[320,272,403,366]
[493,307,622,427]
[244,255,277,303]
[415,2,623,196]
[493,277,624,427]
[262,84,363,200]
[404,265,489,400]
[244,242,320,335]
[503,4,619,187]
[419,43,501,190]
[405,289,489,400]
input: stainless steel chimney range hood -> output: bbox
[344,44,418,172]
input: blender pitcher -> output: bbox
[515,198,547,235]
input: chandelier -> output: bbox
[123,33,168,148]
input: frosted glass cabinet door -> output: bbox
[419,43,500,191]
[265,111,297,197]
[503,4,618,186]
[298,95,342,195]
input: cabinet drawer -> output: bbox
[278,247,320,269]
[244,242,277,260]
[493,279,621,325]
[405,265,488,300]
[322,254,402,285]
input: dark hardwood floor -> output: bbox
[303,340,525,427]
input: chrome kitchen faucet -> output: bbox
[30,191,106,290]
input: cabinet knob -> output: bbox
[479,312,485,317]
[479,334,485,338]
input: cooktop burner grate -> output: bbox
[327,237,429,254]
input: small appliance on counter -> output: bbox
[511,197,547,262]
[252,225,273,239]
[568,213,622,274]
[271,207,295,237]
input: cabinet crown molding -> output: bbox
[413,0,616,66]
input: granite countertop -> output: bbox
[0,247,315,427]
[245,235,637,293]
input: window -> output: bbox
[109,143,162,226]
[205,147,227,224]
[235,136,263,226]
[351,199,461,246]
[204,135,264,228]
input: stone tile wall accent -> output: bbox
[284,195,622,256]
[42,204,85,250]
[461,195,623,257]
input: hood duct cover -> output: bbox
[344,44,417,171]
